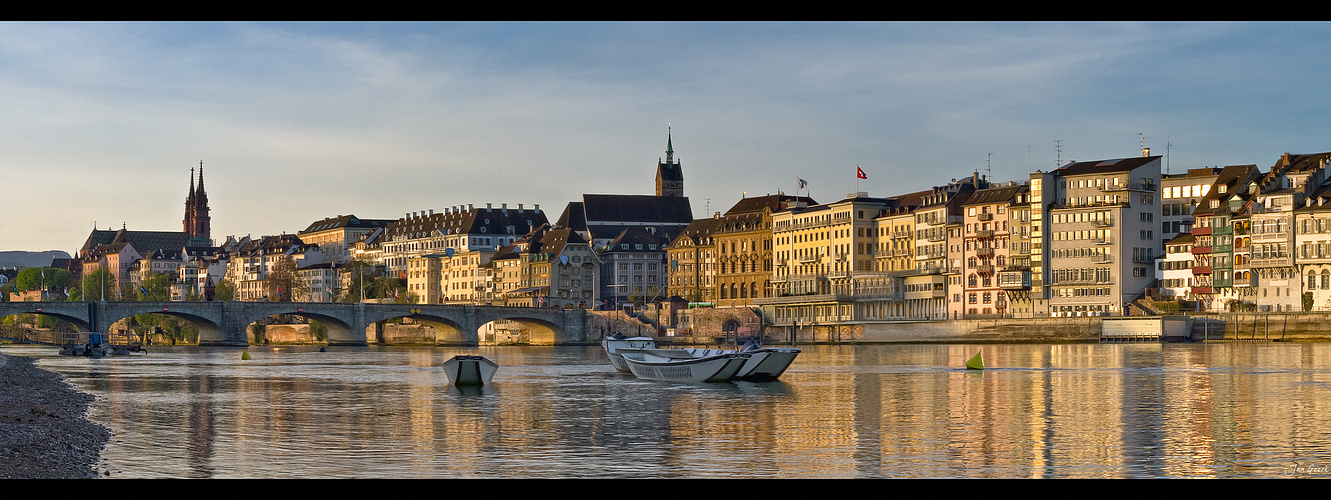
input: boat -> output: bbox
[442,355,499,386]
[59,332,109,357]
[618,348,750,383]
[681,342,801,381]
[601,334,658,374]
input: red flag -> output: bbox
[856,166,867,179]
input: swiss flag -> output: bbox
[856,166,867,179]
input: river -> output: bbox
[6,342,1331,478]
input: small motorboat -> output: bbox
[619,348,750,383]
[60,332,109,357]
[442,355,499,386]
[601,334,657,374]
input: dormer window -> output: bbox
[1210,200,1220,209]
[1219,185,1227,194]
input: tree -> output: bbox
[14,267,73,293]
[79,267,120,301]
[339,257,375,302]
[264,258,308,302]
[137,273,172,301]
[214,279,236,302]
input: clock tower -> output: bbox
[656,128,684,197]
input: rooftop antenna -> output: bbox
[1137,132,1148,153]
[1166,137,1173,175]
[1054,140,1064,167]
[987,153,993,182]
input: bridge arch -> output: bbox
[236,307,357,346]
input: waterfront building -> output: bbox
[1001,189,1037,317]
[126,248,184,295]
[171,246,225,301]
[913,177,981,320]
[664,217,721,305]
[441,248,499,305]
[501,224,600,309]
[957,183,1028,318]
[406,254,444,304]
[1295,187,1331,311]
[873,191,925,275]
[294,262,339,303]
[1249,152,1331,311]
[81,239,142,298]
[1042,153,1162,317]
[374,204,546,277]
[762,192,896,329]
[712,194,812,308]
[1188,164,1261,311]
[597,227,670,308]
[224,234,323,301]
[1159,233,1196,300]
[1160,168,1222,242]
[297,215,394,265]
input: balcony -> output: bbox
[1192,227,1212,236]
[1192,266,1213,275]
[1191,246,1213,255]
[927,234,946,242]
[976,230,995,239]
[1191,287,1214,295]
[1092,254,1113,264]
[975,247,995,257]
[976,264,995,275]
[1094,238,1114,245]
[1091,219,1114,228]
[977,213,993,221]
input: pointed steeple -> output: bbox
[188,167,196,203]
[665,126,674,165]
[195,161,208,204]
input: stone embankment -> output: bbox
[0,351,110,479]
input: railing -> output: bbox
[1091,219,1114,227]
[977,213,993,221]
[975,247,994,257]
[976,230,995,239]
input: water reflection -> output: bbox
[6,342,1331,478]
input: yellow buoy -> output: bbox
[965,351,984,370]
[241,350,251,360]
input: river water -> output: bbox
[6,342,1331,478]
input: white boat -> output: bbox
[681,343,801,381]
[601,335,657,374]
[619,348,750,383]
[442,355,499,386]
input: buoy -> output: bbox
[241,350,251,360]
[965,351,984,370]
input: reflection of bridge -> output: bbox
[0,302,591,347]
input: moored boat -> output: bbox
[601,334,657,374]
[678,342,801,381]
[442,355,499,386]
[619,348,750,383]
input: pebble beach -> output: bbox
[0,352,110,479]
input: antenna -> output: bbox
[1054,140,1064,167]
[1137,132,1148,152]
[1166,137,1173,175]
[987,153,993,181]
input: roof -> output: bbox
[1191,164,1261,216]
[600,227,672,254]
[723,194,817,216]
[667,218,722,248]
[963,184,1028,207]
[1054,156,1160,177]
[382,206,547,242]
[79,229,192,256]
[578,194,693,224]
[299,214,394,234]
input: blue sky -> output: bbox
[3,21,1330,253]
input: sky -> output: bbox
[3,21,1330,253]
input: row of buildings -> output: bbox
[44,139,1331,326]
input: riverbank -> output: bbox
[0,350,110,479]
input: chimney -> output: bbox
[487,203,492,212]
[518,204,524,212]
[1142,147,1151,157]
[534,204,540,212]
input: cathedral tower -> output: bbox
[183,162,212,242]
[656,128,684,197]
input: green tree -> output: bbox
[339,257,375,302]
[137,273,173,301]
[79,267,120,301]
[15,267,73,293]
[214,279,236,301]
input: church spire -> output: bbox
[665,126,674,164]
[195,161,208,204]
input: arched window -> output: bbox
[1322,269,1329,289]
[968,274,977,287]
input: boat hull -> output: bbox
[620,349,750,383]
[682,347,801,381]
[442,355,499,386]
[601,337,657,374]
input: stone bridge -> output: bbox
[0,301,592,347]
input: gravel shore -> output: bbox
[0,352,111,479]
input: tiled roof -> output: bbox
[382,206,547,241]
[579,194,694,224]
[299,214,394,234]
[723,194,816,216]
[79,229,192,256]
[963,184,1028,207]
[1055,156,1160,176]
